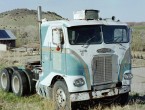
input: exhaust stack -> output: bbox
[37,6,42,64]
[37,6,42,22]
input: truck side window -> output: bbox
[114,29,127,42]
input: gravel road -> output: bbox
[131,67,145,94]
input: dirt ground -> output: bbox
[131,67,145,94]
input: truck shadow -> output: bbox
[72,99,114,110]
[71,94,145,110]
[129,94,145,105]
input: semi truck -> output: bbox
[0,6,133,110]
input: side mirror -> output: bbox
[52,28,63,51]
[52,28,62,45]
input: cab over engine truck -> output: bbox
[0,6,133,109]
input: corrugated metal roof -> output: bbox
[0,30,16,40]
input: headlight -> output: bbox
[124,73,133,80]
[73,78,85,87]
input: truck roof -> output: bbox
[41,19,128,27]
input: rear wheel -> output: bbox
[53,81,71,110]
[11,70,29,96]
[23,69,36,94]
[0,68,12,92]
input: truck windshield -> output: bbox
[103,25,129,44]
[68,25,102,45]
[68,25,129,45]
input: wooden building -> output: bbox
[0,30,16,48]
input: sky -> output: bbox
[0,0,145,22]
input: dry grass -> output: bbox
[0,90,55,110]
[131,25,145,51]
[132,51,145,67]
[0,51,40,68]
[0,89,145,110]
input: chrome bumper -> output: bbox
[70,85,131,102]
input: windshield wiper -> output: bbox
[82,36,96,48]
[117,43,126,48]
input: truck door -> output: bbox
[51,27,66,75]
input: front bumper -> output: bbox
[70,85,130,102]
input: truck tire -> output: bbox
[11,70,29,96]
[0,68,12,92]
[10,66,18,72]
[116,92,129,106]
[53,80,71,110]
[23,69,36,94]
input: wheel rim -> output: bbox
[55,88,67,108]
[12,76,20,93]
[1,72,8,89]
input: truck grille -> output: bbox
[92,56,112,85]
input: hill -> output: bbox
[0,8,63,27]
[0,8,145,50]
[0,8,63,47]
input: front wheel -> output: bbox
[53,80,71,110]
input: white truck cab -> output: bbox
[36,9,132,109]
[0,8,132,110]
